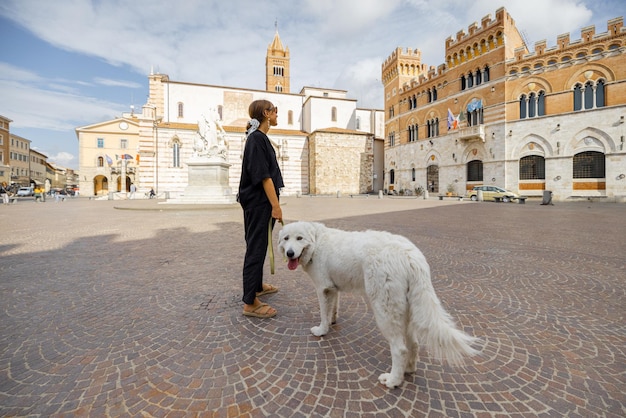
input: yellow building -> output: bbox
[0,115,10,185]
[75,117,141,196]
[9,133,31,187]
[382,7,626,201]
[29,148,48,190]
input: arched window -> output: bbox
[467,160,483,181]
[537,91,545,116]
[573,84,583,111]
[97,156,104,167]
[467,108,483,126]
[172,139,181,168]
[467,72,474,88]
[427,119,439,137]
[573,151,605,178]
[528,92,536,118]
[574,80,605,111]
[584,81,594,109]
[483,65,490,82]
[411,167,416,182]
[389,169,395,185]
[519,94,527,119]
[519,155,545,180]
[432,87,437,101]
[596,79,605,108]
[331,107,337,122]
[177,102,184,118]
[476,69,482,85]
[407,124,418,142]
[461,75,466,90]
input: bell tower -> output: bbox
[266,23,290,93]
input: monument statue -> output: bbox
[194,109,227,161]
[166,107,235,205]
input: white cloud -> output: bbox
[94,78,143,88]
[0,79,121,131]
[45,151,75,167]
[303,0,403,35]
[0,62,41,82]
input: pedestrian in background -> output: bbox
[0,182,9,205]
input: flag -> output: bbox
[458,111,465,127]
[447,109,459,130]
[105,155,113,165]
[123,154,133,160]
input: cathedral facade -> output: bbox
[76,31,385,198]
[382,7,626,201]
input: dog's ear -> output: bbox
[305,222,317,245]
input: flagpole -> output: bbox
[121,157,127,196]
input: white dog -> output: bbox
[278,221,480,388]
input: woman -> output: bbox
[238,99,284,318]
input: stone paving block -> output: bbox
[0,197,624,416]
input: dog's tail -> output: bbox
[409,268,480,366]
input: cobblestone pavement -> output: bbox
[0,196,624,417]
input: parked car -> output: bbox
[466,186,520,202]
[16,187,34,197]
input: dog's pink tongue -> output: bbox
[287,258,299,270]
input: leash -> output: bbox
[268,218,283,274]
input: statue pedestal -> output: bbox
[166,158,236,204]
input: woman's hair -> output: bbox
[247,99,273,130]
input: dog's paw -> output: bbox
[378,373,402,389]
[310,325,328,336]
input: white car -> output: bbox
[16,187,34,197]
[466,186,520,202]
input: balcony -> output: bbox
[458,125,485,143]
[110,167,135,175]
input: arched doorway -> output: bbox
[116,176,133,192]
[93,175,108,196]
[427,165,439,193]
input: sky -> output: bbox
[0,0,623,170]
